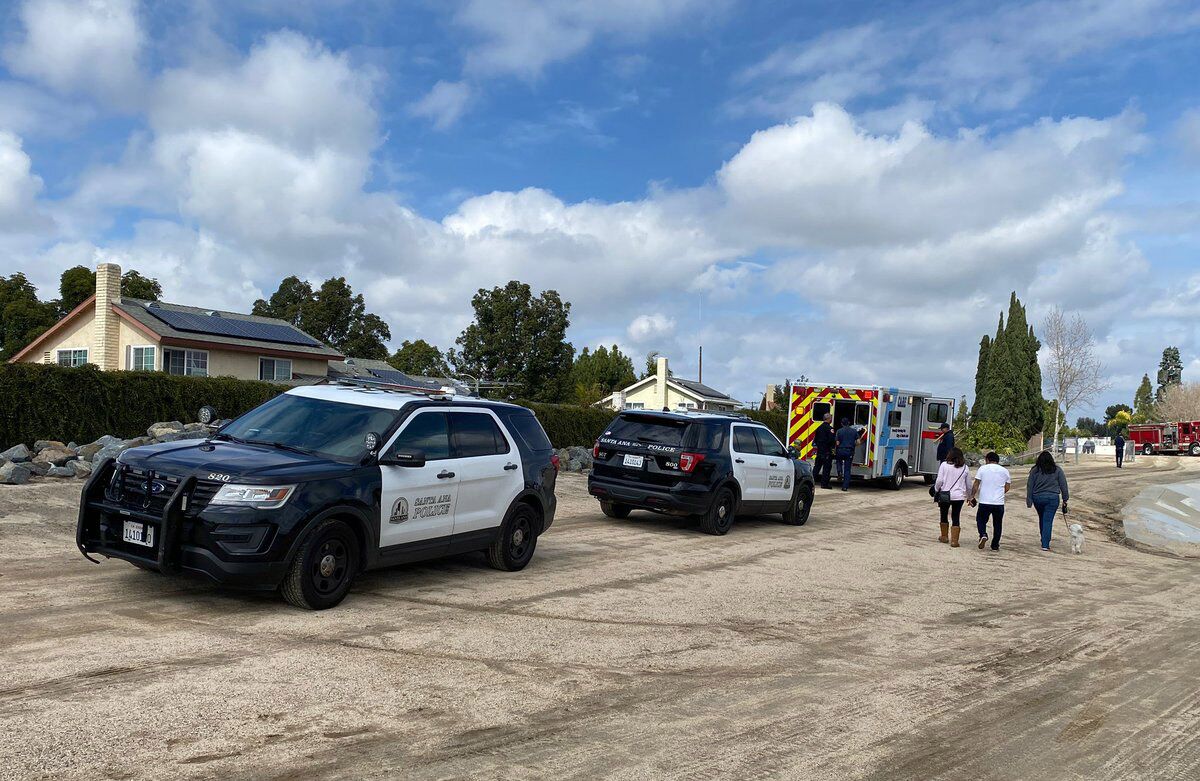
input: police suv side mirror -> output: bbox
[379,448,426,468]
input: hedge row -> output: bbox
[0,364,284,447]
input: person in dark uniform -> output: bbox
[835,418,864,492]
[1114,433,1125,468]
[935,422,955,463]
[813,413,836,489]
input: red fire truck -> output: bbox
[1127,421,1200,456]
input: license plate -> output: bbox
[622,454,645,469]
[122,520,155,548]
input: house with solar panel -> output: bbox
[597,355,740,412]
[9,263,343,382]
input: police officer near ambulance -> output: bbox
[935,422,955,463]
[834,418,866,492]
[813,413,836,489]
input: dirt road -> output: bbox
[3,456,1199,780]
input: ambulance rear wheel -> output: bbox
[1143,444,1153,456]
[888,464,906,491]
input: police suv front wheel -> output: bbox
[487,503,539,571]
[281,517,360,610]
[783,482,814,526]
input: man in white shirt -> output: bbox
[969,451,1011,551]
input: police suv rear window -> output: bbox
[508,413,553,451]
[452,412,510,457]
[607,416,688,446]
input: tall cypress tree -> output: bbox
[971,293,1044,440]
[971,334,991,421]
[978,313,1006,423]
[1025,323,1044,439]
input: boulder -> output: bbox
[67,442,79,452]
[34,440,67,452]
[183,422,209,432]
[147,421,185,439]
[93,444,124,464]
[0,444,31,463]
[33,447,76,466]
[26,460,51,476]
[69,459,93,477]
[45,465,76,478]
[77,443,104,461]
[121,437,152,449]
[1,461,32,485]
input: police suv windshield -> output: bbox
[219,394,399,460]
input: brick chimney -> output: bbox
[94,262,121,370]
[656,356,669,410]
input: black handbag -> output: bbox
[934,467,967,505]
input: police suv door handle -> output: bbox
[735,458,745,463]
[769,462,778,467]
[437,470,456,479]
[503,463,519,471]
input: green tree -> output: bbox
[59,266,95,313]
[0,274,57,360]
[953,395,970,430]
[453,281,574,403]
[1108,409,1133,434]
[390,339,447,376]
[339,312,391,360]
[120,270,163,300]
[572,345,637,404]
[972,293,1043,439]
[1157,347,1183,401]
[1105,402,1132,421]
[252,276,312,325]
[970,333,992,420]
[641,350,673,380]
[1133,375,1155,422]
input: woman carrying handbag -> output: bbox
[933,447,971,546]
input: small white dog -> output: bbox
[1068,523,1085,554]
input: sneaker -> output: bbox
[1041,546,1050,552]
[840,488,848,492]
[990,544,999,551]
[977,536,987,549]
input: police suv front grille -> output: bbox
[106,467,223,516]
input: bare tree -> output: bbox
[1155,382,1200,422]
[1042,308,1109,450]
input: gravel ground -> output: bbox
[2,456,1199,780]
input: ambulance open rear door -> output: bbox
[916,397,954,475]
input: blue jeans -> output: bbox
[1032,492,1060,548]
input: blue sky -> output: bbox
[2,0,1200,417]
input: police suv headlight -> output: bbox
[209,484,296,509]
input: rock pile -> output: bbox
[555,446,595,473]
[0,421,215,485]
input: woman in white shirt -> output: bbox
[933,447,970,547]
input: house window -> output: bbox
[677,402,696,410]
[164,348,208,377]
[128,345,156,372]
[56,349,88,367]
[626,402,645,409]
[259,357,292,382]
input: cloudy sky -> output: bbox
[3,0,1199,416]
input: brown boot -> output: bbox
[950,526,961,547]
[938,522,949,543]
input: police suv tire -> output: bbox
[280,517,359,610]
[782,482,814,526]
[487,502,538,572]
[601,501,632,519]
[700,487,736,536]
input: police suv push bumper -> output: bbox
[77,458,288,589]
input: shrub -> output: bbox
[957,420,1028,456]
[0,363,284,447]
[517,400,618,449]
[744,409,788,444]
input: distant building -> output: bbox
[597,356,740,412]
[327,358,453,392]
[9,262,341,382]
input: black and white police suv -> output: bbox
[587,410,815,535]
[76,382,558,609]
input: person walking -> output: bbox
[1114,432,1125,468]
[834,418,862,492]
[934,447,970,546]
[935,422,955,463]
[1027,450,1069,552]
[970,451,1011,550]
[813,413,836,489]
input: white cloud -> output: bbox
[409,80,474,129]
[3,0,144,105]
[1175,107,1200,162]
[627,313,675,342]
[455,0,716,79]
[0,130,48,229]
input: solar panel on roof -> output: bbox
[369,368,439,388]
[146,308,323,347]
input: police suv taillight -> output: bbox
[678,452,705,473]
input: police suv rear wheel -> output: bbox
[700,487,735,535]
[281,517,359,610]
[487,503,539,571]
[782,482,813,526]
[601,501,632,519]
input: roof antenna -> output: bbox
[698,293,703,383]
